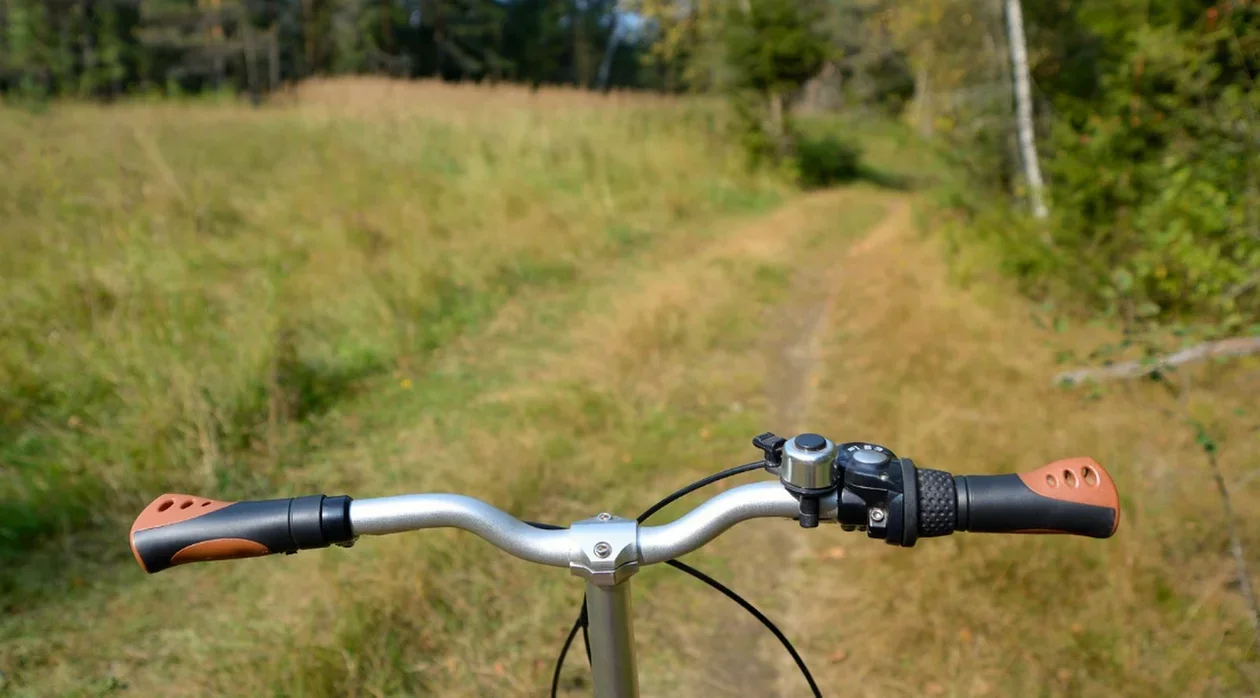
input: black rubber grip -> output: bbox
[915,468,957,537]
[955,472,1118,538]
[910,459,1120,540]
[130,493,354,573]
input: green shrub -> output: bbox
[947,6,1259,331]
[792,130,862,188]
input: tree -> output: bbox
[723,0,829,161]
[631,0,727,91]
[96,2,128,97]
[594,7,620,91]
[502,0,568,85]
[3,0,52,98]
[135,0,242,90]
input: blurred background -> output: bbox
[1,1,1257,696]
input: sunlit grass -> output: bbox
[3,77,1253,698]
[793,201,1260,697]
[0,78,781,573]
[0,77,804,696]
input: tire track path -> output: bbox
[685,196,910,697]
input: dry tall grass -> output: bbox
[0,77,780,581]
[0,78,801,696]
[290,76,682,114]
[791,199,1260,697]
[3,77,1254,698]
[0,111,884,697]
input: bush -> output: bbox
[945,8,1259,332]
[793,130,862,188]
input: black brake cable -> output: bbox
[534,459,821,697]
[527,521,589,697]
[664,559,822,697]
[548,606,583,697]
[633,460,767,524]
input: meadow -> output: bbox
[1,78,1256,697]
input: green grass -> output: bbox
[791,198,1260,697]
[0,78,825,696]
[6,79,1254,698]
[0,80,785,583]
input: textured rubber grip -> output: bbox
[915,468,957,537]
[129,493,354,573]
[956,458,1119,538]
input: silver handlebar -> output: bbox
[348,480,837,568]
[637,481,836,563]
[350,493,573,565]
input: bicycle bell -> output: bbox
[779,433,839,528]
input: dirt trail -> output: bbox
[676,195,911,696]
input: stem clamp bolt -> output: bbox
[593,542,612,558]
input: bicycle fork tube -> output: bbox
[584,579,640,698]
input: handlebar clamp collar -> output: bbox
[568,515,640,587]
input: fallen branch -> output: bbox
[1203,440,1260,655]
[1055,336,1260,385]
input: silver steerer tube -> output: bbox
[348,482,836,568]
[585,580,640,697]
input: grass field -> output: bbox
[1,78,1257,697]
[0,76,780,581]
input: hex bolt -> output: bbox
[593,542,612,558]
[597,512,612,522]
[869,508,887,523]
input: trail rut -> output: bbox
[676,196,911,697]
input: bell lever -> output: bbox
[752,432,787,470]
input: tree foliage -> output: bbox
[0,0,649,96]
[953,0,1260,330]
[1044,3,1259,326]
[719,0,834,177]
[723,0,827,96]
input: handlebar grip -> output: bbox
[913,458,1120,540]
[129,493,356,573]
[957,458,1120,538]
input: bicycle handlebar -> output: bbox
[129,482,825,573]
[129,439,1120,574]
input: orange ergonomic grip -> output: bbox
[952,458,1120,538]
[130,495,239,571]
[129,493,355,573]
[1016,458,1120,535]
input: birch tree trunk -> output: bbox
[1005,0,1048,219]
[595,11,618,91]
